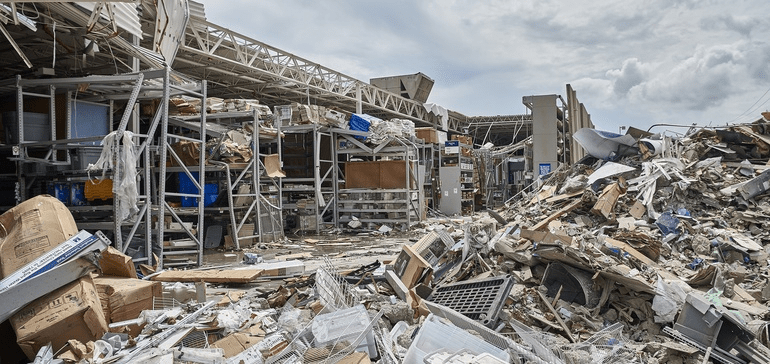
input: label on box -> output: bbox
[0,230,96,293]
[539,163,552,176]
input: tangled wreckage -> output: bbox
[4,120,770,364]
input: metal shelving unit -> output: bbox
[417,142,439,213]
[156,71,207,267]
[439,141,475,216]
[0,68,191,268]
[166,109,283,247]
[333,129,422,229]
[279,118,336,233]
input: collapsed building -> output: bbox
[1,1,770,364]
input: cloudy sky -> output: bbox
[199,0,770,134]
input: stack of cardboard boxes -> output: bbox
[415,127,447,145]
[0,195,101,359]
[451,134,474,156]
[0,195,160,361]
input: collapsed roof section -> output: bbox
[0,1,185,77]
[0,1,463,131]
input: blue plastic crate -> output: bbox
[70,182,87,206]
[178,172,218,207]
[47,182,70,205]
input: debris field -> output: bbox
[5,122,770,363]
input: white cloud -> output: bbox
[606,58,650,96]
[635,44,741,110]
[700,15,762,37]
[197,0,770,133]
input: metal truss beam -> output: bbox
[467,114,532,125]
[176,18,466,132]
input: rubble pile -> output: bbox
[491,124,770,362]
[7,125,770,364]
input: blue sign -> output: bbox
[539,163,551,176]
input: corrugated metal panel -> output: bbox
[79,1,142,40]
[128,41,165,67]
[109,2,142,39]
[188,0,205,22]
[47,2,162,69]
[154,0,189,63]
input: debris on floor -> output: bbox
[6,123,770,363]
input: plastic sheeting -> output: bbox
[87,131,138,222]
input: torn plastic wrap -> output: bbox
[87,131,139,222]
[651,277,691,323]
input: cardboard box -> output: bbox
[169,140,200,166]
[337,352,372,364]
[211,333,264,358]
[98,246,138,279]
[345,161,416,189]
[0,195,79,278]
[392,245,432,289]
[92,276,161,334]
[224,223,256,248]
[415,127,439,144]
[451,134,473,146]
[11,275,108,359]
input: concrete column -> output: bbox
[526,94,558,177]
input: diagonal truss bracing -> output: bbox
[175,17,466,131]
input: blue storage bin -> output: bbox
[202,183,218,206]
[178,172,218,207]
[70,182,87,206]
[47,182,70,205]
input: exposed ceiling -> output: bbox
[0,1,469,132]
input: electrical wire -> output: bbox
[723,84,770,125]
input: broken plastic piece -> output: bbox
[737,169,770,200]
[427,275,513,328]
[687,258,704,270]
[243,253,263,265]
[311,304,378,358]
[669,292,770,363]
[403,314,510,364]
[655,211,680,235]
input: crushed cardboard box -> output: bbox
[0,195,79,278]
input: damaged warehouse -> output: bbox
[1,1,770,364]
